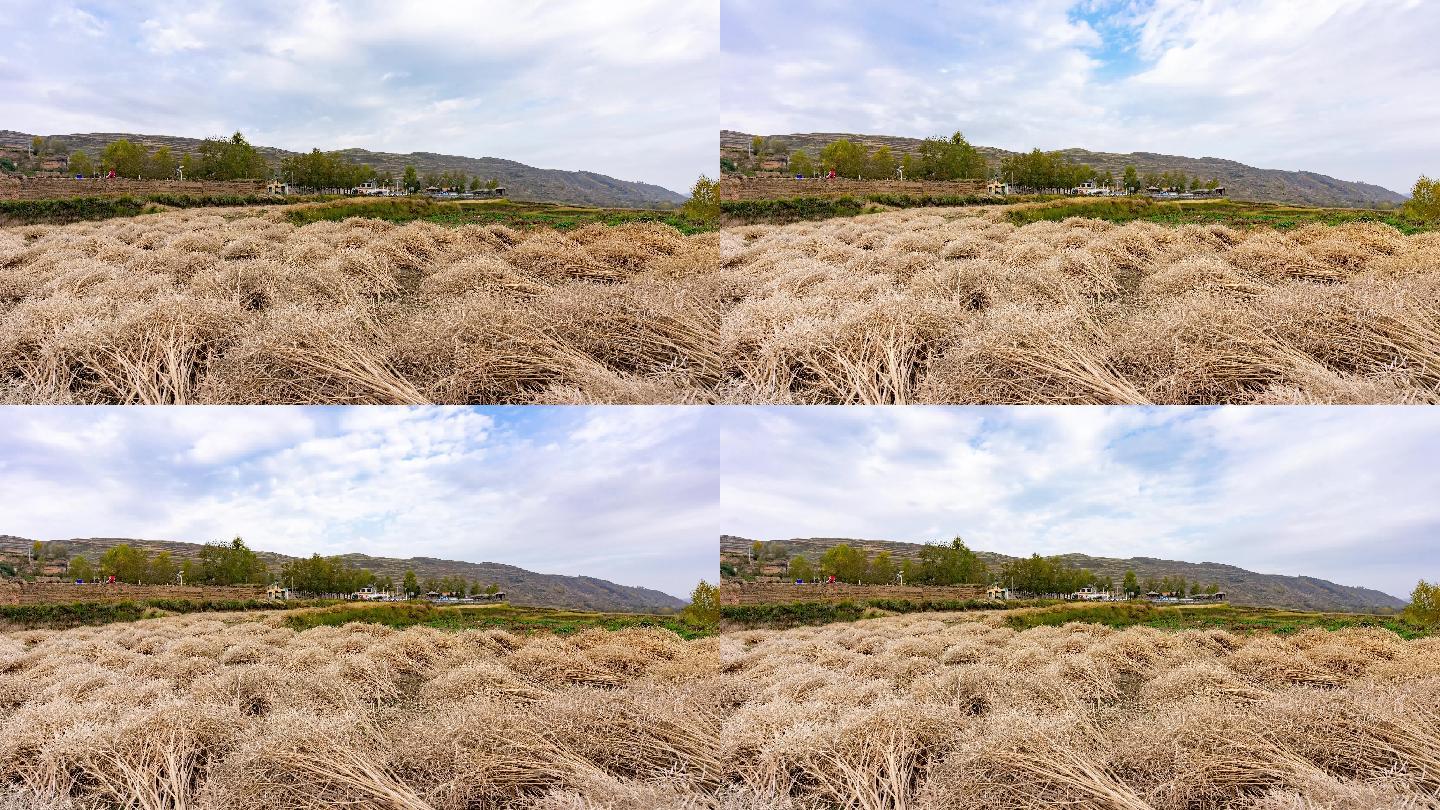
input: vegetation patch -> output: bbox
[0,193,338,225]
[1004,601,1430,638]
[0,597,333,629]
[284,601,714,639]
[284,196,713,234]
[722,598,1059,629]
[1006,196,1433,233]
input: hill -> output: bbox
[720,535,1406,613]
[721,129,1406,208]
[0,535,686,613]
[0,129,686,209]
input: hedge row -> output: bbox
[721,597,1061,628]
[0,598,335,629]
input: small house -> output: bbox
[986,586,1010,600]
[986,181,1010,195]
[266,585,291,600]
[266,181,291,195]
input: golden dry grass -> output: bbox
[0,210,718,404]
[717,612,1440,809]
[718,209,1440,403]
[0,612,720,809]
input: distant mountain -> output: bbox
[0,130,686,208]
[720,535,1406,613]
[0,535,686,613]
[721,129,1406,209]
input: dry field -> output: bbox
[718,209,1440,403]
[0,209,717,404]
[0,612,720,809]
[717,613,1440,809]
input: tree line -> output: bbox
[774,537,990,586]
[63,537,267,585]
[65,132,270,180]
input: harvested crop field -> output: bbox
[0,612,719,809]
[718,209,1440,403]
[718,613,1440,809]
[0,209,717,404]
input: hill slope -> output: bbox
[720,535,1406,613]
[0,535,686,613]
[1,129,685,208]
[722,129,1405,208]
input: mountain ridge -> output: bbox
[0,535,686,613]
[720,534,1406,613]
[0,129,686,208]
[721,129,1406,208]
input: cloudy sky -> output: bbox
[0,0,717,194]
[721,407,1440,600]
[723,0,1438,195]
[0,406,716,600]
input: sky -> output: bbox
[0,406,717,600]
[722,0,1439,196]
[720,407,1440,601]
[0,0,718,195]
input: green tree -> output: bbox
[403,569,419,598]
[1404,580,1440,629]
[819,139,868,178]
[681,175,720,226]
[867,551,897,585]
[1404,176,1440,223]
[682,580,719,631]
[146,146,178,180]
[866,145,897,180]
[67,555,94,581]
[1123,165,1138,193]
[99,543,149,583]
[403,165,420,193]
[30,135,46,156]
[787,554,815,582]
[750,135,765,158]
[819,543,868,582]
[789,149,815,177]
[1123,570,1138,598]
[68,150,95,176]
[197,537,267,585]
[900,153,919,181]
[148,551,178,585]
[281,554,375,596]
[750,540,764,561]
[195,132,269,180]
[915,537,988,585]
[917,131,987,180]
[101,139,148,178]
[484,583,500,596]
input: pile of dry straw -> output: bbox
[0,613,719,809]
[718,613,1440,809]
[719,209,1440,403]
[0,210,718,404]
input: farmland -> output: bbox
[717,607,1440,809]
[718,206,1440,404]
[0,608,719,809]
[0,207,717,404]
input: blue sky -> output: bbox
[0,406,717,600]
[720,407,1440,601]
[0,0,718,194]
[722,0,1439,195]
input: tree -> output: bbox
[819,543,868,582]
[682,580,719,630]
[146,146,178,180]
[681,175,719,226]
[1404,580,1440,629]
[914,537,988,585]
[469,176,482,192]
[484,583,500,596]
[195,132,269,180]
[917,131,987,180]
[68,150,94,176]
[1123,165,1138,193]
[403,569,419,598]
[68,555,94,581]
[750,135,765,158]
[1123,570,1138,598]
[197,537,267,584]
[900,153,919,181]
[1404,176,1440,224]
[30,135,46,156]
[750,541,763,561]
[787,554,815,582]
[867,551,897,585]
[789,149,815,177]
[403,165,420,193]
[867,146,897,180]
[148,551,178,585]
[101,139,148,178]
[99,543,149,583]
[281,554,374,596]
[819,139,868,178]
[279,148,376,191]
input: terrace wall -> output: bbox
[720,581,988,606]
[0,582,268,605]
[719,176,988,201]
[0,176,267,200]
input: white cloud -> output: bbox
[1,0,717,194]
[0,406,715,599]
[723,0,1439,194]
[721,406,1440,600]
